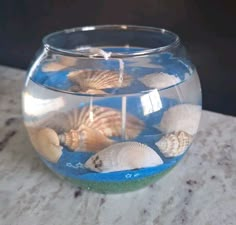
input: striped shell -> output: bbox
[42,56,78,72]
[159,104,201,135]
[139,72,181,90]
[25,105,144,152]
[70,86,108,95]
[156,131,192,157]
[26,127,62,163]
[85,142,163,173]
[58,125,114,152]
[67,70,132,92]
[62,106,144,140]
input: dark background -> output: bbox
[0,0,235,115]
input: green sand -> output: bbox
[66,166,175,193]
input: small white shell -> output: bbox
[85,142,163,173]
[139,72,181,89]
[158,104,201,135]
[27,127,62,163]
[156,131,192,157]
[67,70,132,91]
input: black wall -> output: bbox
[0,0,235,115]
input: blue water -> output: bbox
[31,51,193,95]
[40,96,186,183]
[28,48,195,183]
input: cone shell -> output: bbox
[139,72,181,90]
[159,104,201,135]
[67,70,132,91]
[85,142,163,173]
[156,131,193,157]
[26,127,62,163]
[58,125,114,152]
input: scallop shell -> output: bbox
[85,142,163,173]
[26,127,62,163]
[63,106,144,139]
[70,86,108,95]
[42,56,78,72]
[156,131,192,157]
[139,72,181,89]
[67,70,132,91]
[58,125,114,152]
[25,105,144,152]
[158,104,201,135]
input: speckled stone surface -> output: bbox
[0,65,235,225]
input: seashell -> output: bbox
[158,104,201,135]
[42,56,78,72]
[155,131,192,157]
[26,127,62,163]
[62,106,144,139]
[69,86,108,95]
[67,70,132,91]
[25,105,144,152]
[85,142,163,173]
[139,72,181,90]
[58,125,114,152]
[42,62,68,72]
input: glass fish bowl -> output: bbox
[22,25,202,193]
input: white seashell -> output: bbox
[67,70,132,91]
[156,131,192,157]
[26,127,62,163]
[158,104,201,135]
[85,142,163,173]
[139,72,181,90]
[58,125,114,152]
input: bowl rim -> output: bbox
[42,24,180,58]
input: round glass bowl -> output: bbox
[22,25,202,193]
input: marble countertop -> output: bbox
[0,65,235,225]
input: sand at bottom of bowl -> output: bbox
[65,166,175,194]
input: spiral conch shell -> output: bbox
[67,70,132,93]
[58,125,114,152]
[26,127,62,163]
[156,131,192,157]
[85,142,163,173]
[42,56,78,72]
[158,104,201,135]
[25,105,144,152]
[35,105,144,152]
[139,72,181,90]
[63,106,144,140]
